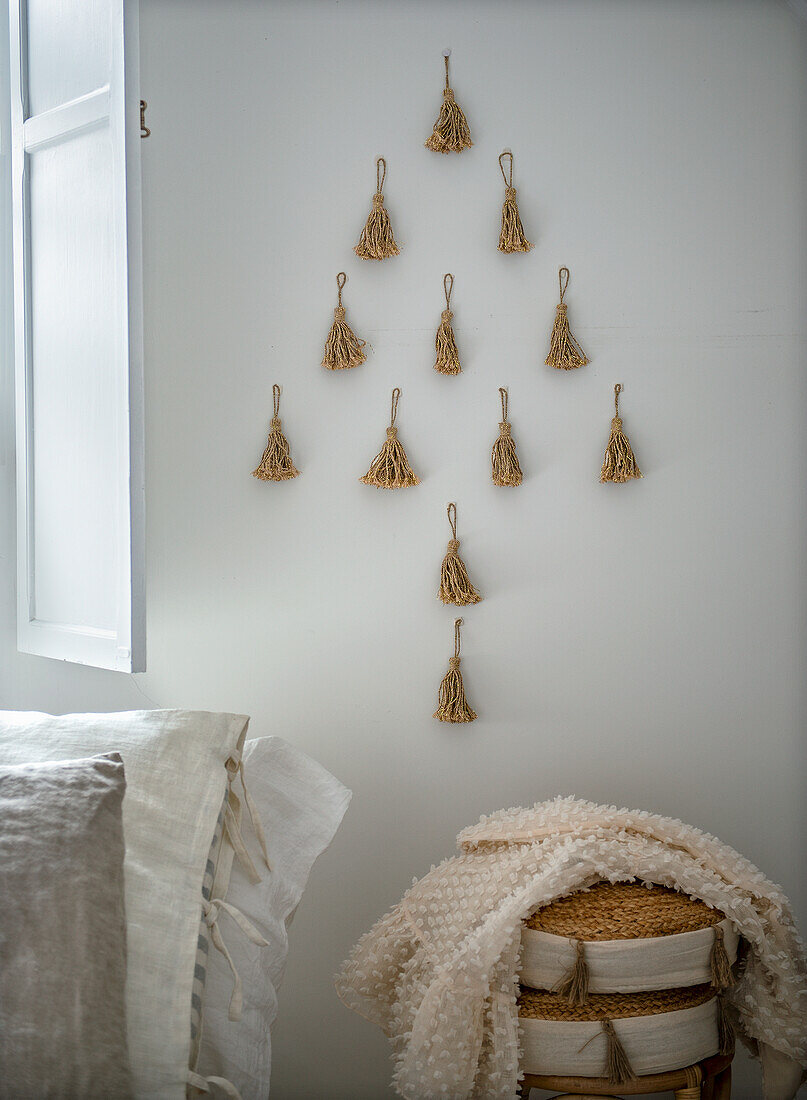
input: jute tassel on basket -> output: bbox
[425,50,473,153]
[252,385,299,481]
[360,387,420,489]
[553,938,590,1006]
[434,273,461,375]
[438,503,482,606]
[497,151,532,254]
[601,1019,637,1086]
[545,266,588,370]
[434,618,477,723]
[716,994,736,1055]
[322,272,366,370]
[355,156,399,261]
[600,383,643,483]
[491,387,523,486]
[710,926,736,991]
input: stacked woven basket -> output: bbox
[517,882,740,1086]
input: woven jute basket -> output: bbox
[518,883,738,1085]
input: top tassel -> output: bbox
[710,925,736,991]
[434,273,461,375]
[322,272,366,370]
[600,384,643,483]
[252,385,300,482]
[497,151,532,254]
[545,266,588,370]
[425,51,473,154]
[360,388,420,489]
[491,387,523,486]
[355,157,400,261]
[553,938,590,1006]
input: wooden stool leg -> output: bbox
[712,1065,731,1099]
[674,1088,702,1099]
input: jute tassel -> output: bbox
[434,273,461,375]
[553,938,590,1005]
[491,387,523,486]
[545,266,588,370]
[355,156,400,261]
[710,926,736,991]
[425,50,473,154]
[601,1019,637,1085]
[322,272,366,370]
[252,385,299,481]
[716,994,736,1055]
[360,387,420,489]
[434,618,477,723]
[600,384,643,483]
[438,503,482,606]
[497,151,532,254]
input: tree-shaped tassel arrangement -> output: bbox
[322,272,366,370]
[491,387,523,486]
[355,156,400,261]
[600,384,643,483]
[545,266,588,370]
[497,151,532,254]
[425,50,473,154]
[434,273,461,375]
[438,503,482,606]
[434,618,477,723]
[360,387,420,489]
[252,385,299,482]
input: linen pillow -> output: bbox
[196,736,351,1098]
[0,753,131,1100]
[0,709,251,1100]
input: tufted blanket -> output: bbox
[335,797,807,1099]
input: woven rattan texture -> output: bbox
[517,982,715,1022]
[523,881,725,941]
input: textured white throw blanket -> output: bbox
[336,798,807,1100]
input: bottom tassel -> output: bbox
[553,938,590,1006]
[602,1018,637,1085]
[434,618,477,723]
[717,994,735,1055]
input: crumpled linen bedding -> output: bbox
[335,797,807,1100]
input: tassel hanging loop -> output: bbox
[434,273,462,375]
[360,387,420,489]
[498,151,532,253]
[434,618,477,723]
[438,502,482,605]
[355,157,400,260]
[545,266,588,370]
[600,383,643,483]
[322,271,367,370]
[491,387,523,486]
[252,384,300,481]
[425,52,473,154]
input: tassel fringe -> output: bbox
[425,54,472,153]
[553,938,590,1005]
[252,385,299,481]
[601,1019,637,1085]
[717,994,736,1055]
[492,387,523,486]
[360,387,419,489]
[497,152,532,253]
[434,274,461,374]
[438,503,481,605]
[434,618,477,723]
[600,383,642,483]
[355,157,399,261]
[710,925,736,990]
[546,266,588,369]
[322,272,366,370]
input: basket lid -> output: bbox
[517,982,714,1022]
[523,881,725,941]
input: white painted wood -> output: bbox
[9,0,144,672]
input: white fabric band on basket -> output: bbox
[520,918,739,994]
[519,998,719,1078]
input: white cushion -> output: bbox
[196,736,351,1098]
[0,709,250,1100]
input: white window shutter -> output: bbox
[9,0,145,672]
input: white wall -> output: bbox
[1,2,806,1097]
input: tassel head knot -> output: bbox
[611,416,623,431]
[372,192,384,209]
[441,308,453,323]
[334,305,346,321]
[386,425,398,440]
[447,538,460,554]
[556,302,567,315]
[505,186,517,200]
[499,421,511,436]
[448,656,461,671]
[270,417,281,431]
